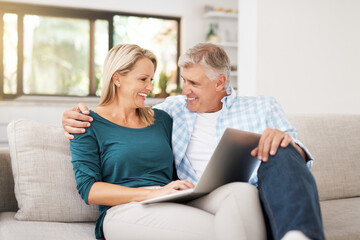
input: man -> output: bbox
[62,43,324,240]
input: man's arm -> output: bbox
[62,103,93,139]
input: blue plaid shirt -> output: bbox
[154,88,313,186]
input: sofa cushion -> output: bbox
[320,197,360,240]
[289,115,360,201]
[7,119,99,222]
[0,212,95,240]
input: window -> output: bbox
[113,16,179,96]
[23,15,90,96]
[3,13,17,95]
[0,2,180,99]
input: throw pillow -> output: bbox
[7,119,99,222]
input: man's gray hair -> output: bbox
[178,43,231,89]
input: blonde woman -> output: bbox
[70,44,264,240]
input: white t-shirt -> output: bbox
[185,110,221,178]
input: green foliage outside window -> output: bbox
[23,15,89,96]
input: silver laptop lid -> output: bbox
[194,128,261,193]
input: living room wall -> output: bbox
[255,0,360,114]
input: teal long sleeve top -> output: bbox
[70,109,174,239]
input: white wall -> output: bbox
[254,0,360,114]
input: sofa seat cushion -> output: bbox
[321,197,360,240]
[0,212,95,240]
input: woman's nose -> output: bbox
[146,81,154,91]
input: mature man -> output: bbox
[62,43,324,240]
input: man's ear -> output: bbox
[112,72,121,87]
[215,75,226,91]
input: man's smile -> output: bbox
[186,96,198,101]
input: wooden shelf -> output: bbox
[209,41,237,48]
[230,71,238,77]
[204,9,238,89]
[204,11,238,19]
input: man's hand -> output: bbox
[62,103,93,140]
[251,128,306,162]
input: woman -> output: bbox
[70,44,264,240]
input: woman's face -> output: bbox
[117,57,154,108]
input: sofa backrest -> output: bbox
[1,115,359,211]
[289,114,360,201]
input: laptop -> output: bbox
[141,128,261,204]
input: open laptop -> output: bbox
[141,128,261,204]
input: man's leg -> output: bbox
[257,144,325,240]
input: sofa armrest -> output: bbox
[0,148,18,212]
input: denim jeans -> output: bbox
[257,144,325,240]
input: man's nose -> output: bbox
[182,81,189,95]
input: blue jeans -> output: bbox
[257,144,325,240]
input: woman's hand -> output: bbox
[147,180,195,200]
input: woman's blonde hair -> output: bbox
[99,44,157,125]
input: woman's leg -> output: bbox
[103,201,216,240]
[187,182,266,240]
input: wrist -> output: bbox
[292,142,307,162]
[139,187,160,201]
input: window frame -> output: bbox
[0,1,181,100]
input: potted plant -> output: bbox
[155,70,171,98]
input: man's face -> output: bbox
[181,64,224,113]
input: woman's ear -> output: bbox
[215,75,226,91]
[112,72,121,87]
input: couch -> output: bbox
[0,115,359,240]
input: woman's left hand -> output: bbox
[146,180,195,200]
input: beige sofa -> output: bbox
[0,115,359,240]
